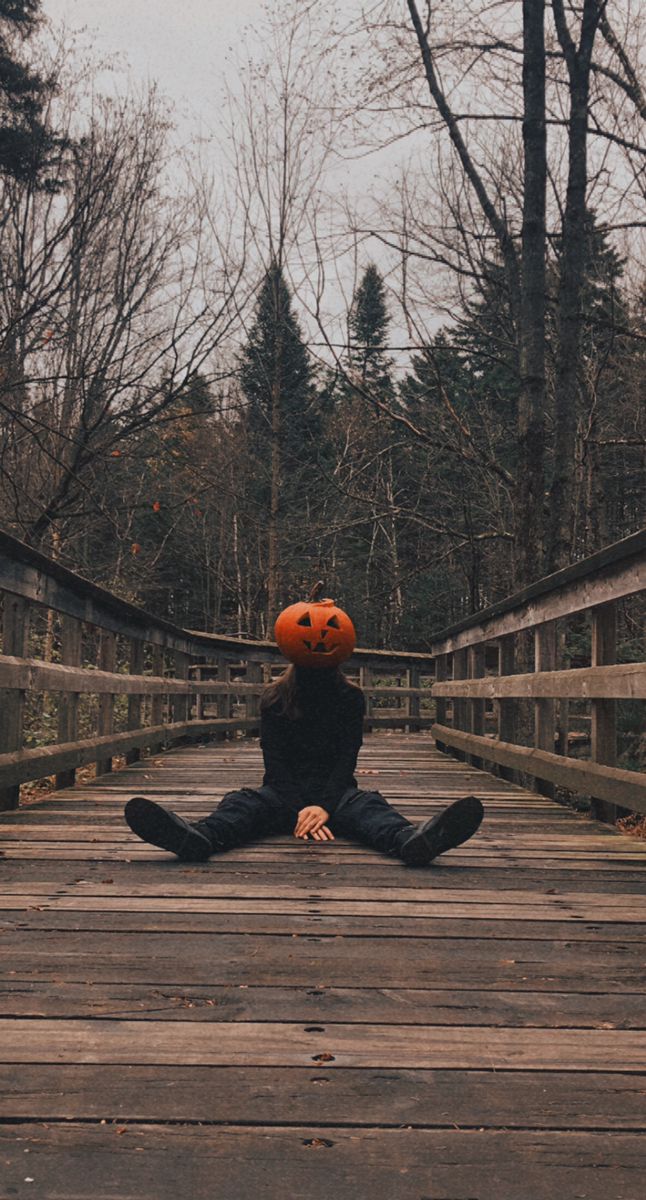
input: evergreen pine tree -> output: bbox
[347,263,393,396]
[0,2,66,186]
[239,262,321,624]
[341,265,408,642]
[240,262,319,464]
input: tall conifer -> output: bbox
[0,1,66,186]
[239,262,319,624]
[348,263,393,395]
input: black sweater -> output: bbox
[260,673,365,813]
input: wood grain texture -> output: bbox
[0,1123,644,1200]
[1,980,644,1027]
[0,1065,643,1127]
[1,730,645,1200]
[1,1018,644,1070]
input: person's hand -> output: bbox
[294,806,334,841]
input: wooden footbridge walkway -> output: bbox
[1,529,645,1197]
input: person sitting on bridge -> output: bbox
[124,591,484,865]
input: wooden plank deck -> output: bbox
[1,732,645,1199]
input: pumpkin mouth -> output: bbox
[303,640,338,654]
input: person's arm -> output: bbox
[260,706,301,809]
[319,687,365,814]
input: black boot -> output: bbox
[399,795,484,867]
[124,797,213,862]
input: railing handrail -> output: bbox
[4,523,643,661]
[427,528,646,651]
[0,527,434,667]
[426,528,646,656]
[0,528,277,658]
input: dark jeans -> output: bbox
[198,786,413,858]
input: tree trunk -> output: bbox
[548,0,605,570]
[267,273,283,630]
[516,0,547,587]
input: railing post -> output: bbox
[591,602,619,823]
[556,626,570,757]
[56,615,82,789]
[172,651,190,728]
[557,695,570,756]
[151,644,165,752]
[534,621,557,797]
[0,594,30,810]
[361,665,373,732]
[193,663,204,721]
[408,666,420,733]
[126,637,145,764]
[452,648,468,760]
[467,644,485,768]
[96,630,116,777]
[498,634,517,782]
[217,656,230,738]
[434,653,447,752]
[246,657,262,725]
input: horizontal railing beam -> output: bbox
[0,656,435,700]
[362,686,429,698]
[433,662,646,701]
[0,657,268,696]
[0,712,435,790]
[0,719,260,789]
[432,724,646,816]
[362,716,434,729]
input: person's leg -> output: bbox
[399,796,484,865]
[124,794,212,861]
[124,786,292,861]
[331,789,484,865]
[330,789,413,857]
[198,786,294,851]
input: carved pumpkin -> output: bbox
[274,597,356,668]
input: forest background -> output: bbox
[0,0,644,654]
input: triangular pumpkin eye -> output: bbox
[297,613,312,626]
[327,615,340,629]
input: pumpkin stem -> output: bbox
[308,580,324,602]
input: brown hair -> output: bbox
[261,664,360,720]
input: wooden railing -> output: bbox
[0,530,435,810]
[428,530,646,821]
[1,527,644,819]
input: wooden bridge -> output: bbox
[1,529,645,1198]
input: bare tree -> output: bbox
[340,0,644,585]
[0,81,248,550]
[222,0,344,625]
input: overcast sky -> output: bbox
[37,1,435,354]
[42,0,261,121]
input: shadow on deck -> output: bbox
[1,732,645,1199]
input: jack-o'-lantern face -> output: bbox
[274,598,356,668]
